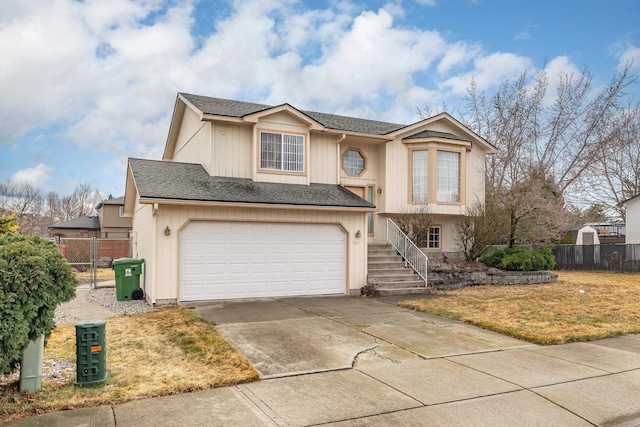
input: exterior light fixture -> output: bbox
[164,226,171,236]
[355,230,361,238]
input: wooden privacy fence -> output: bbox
[553,244,640,272]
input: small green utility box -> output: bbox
[75,320,107,387]
[112,258,145,301]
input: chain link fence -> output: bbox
[50,236,131,288]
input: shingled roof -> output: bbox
[180,93,407,136]
[128,158,375,209]
[49,216,100,230]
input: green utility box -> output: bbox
[112,258,145,301]
[75,320,107,387]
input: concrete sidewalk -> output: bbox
[6,296,640,426]
[56,283,117,322]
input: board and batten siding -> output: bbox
[172,107,212,172]
[130,198,155,304]
[210,121,252,179]
[141,204,367,304]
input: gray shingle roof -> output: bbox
[49,216,100,230]
[129,158,375,209]
[180,93,407,136]
[404,130,470,142]
[96,196,124,209]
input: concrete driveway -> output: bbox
[9,295,640,426]
[193,295,532,378]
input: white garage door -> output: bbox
[179,221,346,301]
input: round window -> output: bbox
[343,150,365,175]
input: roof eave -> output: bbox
[137,197,376,212]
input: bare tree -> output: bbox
[453,200,509,261]
[436,63,639,245]
[581,106,640,219]
[391,206,435,247]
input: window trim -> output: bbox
[341,147,368,177]
[408,145,465,206]
[258,130,306,174]
[427,225,441,250]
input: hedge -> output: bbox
[479,246,556,271]
[0,234,76,374]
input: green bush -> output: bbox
[479,246,556,271]
[0,234,77,374]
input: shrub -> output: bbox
[0,234,77,374]
[479,247,555,271]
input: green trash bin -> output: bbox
[112,258,145,301]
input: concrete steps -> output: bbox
[367,244,430,296]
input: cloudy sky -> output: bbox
[1,0,639,199]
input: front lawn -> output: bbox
[400,271,640,345]
[0,307,258,422]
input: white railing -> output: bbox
[386,218,428,286]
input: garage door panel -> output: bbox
[180,222,346,301]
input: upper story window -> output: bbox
[437,151,460,202]
[118,206,124,217]
[411,148,461,204]
[412,150,429,202]
[343,149,366,176]
[260,131,304,172]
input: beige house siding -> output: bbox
[173,107,212,172]
[210,121,252,179]
[310,132,340,184]
[130,198,155,303]
[135,201,367,305]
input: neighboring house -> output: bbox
[620,194,640,244]
[124,93,496,305]
[49,196,132,238]
[48,215,101,238]
[587,222,626,244]
[559,225,601,245]
[96,196,132,238]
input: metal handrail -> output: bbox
[386,218,428,286]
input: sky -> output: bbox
[1,0,639,199]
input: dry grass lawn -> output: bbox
[75,268,115,281]
[400,271,640,345]
[0,307,258,422]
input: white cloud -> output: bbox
[10,164,54,187]
[437,41,481,74]
[618,44,640,71]
[541,56,583,105]
[442,52,535,95]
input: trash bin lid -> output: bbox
[112,258,145,266]
[76,320,106,328]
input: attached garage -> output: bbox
[179,221,346,301]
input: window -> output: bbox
[118,206,124,217]
[260,132,304,172]
[343,149,365,175]
[437,151,460,202]
[428,226,440,249]
[367,186,374,234]
[412,150,428,202]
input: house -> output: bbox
[96,196,132,238]
[48,215,101,238]
[49,196,131,238]
[620,194,640,244]
[123,93,496,305]
[559,225,601,245]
